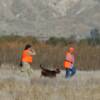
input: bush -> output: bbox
[46,37,58,45]
[90,28,100,45]
[46,37,68,46]
[67,34,78,44]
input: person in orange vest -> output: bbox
[20,44,36,76]
[64,47,76,79]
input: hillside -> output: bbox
[0,0,100,39]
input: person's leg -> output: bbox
[65,69,68,77]
[21,62,33,76]
[27,64,33,76]
[65,69,71,78]
[21,62,29,72]
[20,62,30,77]
[70,67,76,76]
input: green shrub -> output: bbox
[46,37,68,46]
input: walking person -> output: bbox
[64,47,76,79]
[20,44,36,76]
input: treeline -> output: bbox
[0,34,100,46]
[0,35,38,44]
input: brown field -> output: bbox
[0,37,100,100]
[0,36,100,70]
[0,64,100,100]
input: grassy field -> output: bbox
[0,36,100,100]
[0,36,100,70]
[0,64,100,100]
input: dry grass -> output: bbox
[0,40,100,70]
[0,36,100,70]
[0,65,100,100]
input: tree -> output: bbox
[90,28,100,45]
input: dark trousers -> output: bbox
[65,67,76,78]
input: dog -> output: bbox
[40,65,60,78]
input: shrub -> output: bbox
[90,28,100,45]
[46,37,68,46]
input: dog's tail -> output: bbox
[40,64,50,72]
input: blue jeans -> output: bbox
[65,67,76,78]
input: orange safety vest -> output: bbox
[64,52,74,69]
[22,49,33,63]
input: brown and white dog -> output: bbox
[40,65,60,78]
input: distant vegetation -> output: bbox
[0,35,39,44]
[0,34,100,70]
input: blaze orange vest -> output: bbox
[64,52,74,69]
[22,49,33,63]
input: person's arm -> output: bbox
[28,49,36,56]
[66,53,73,64]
